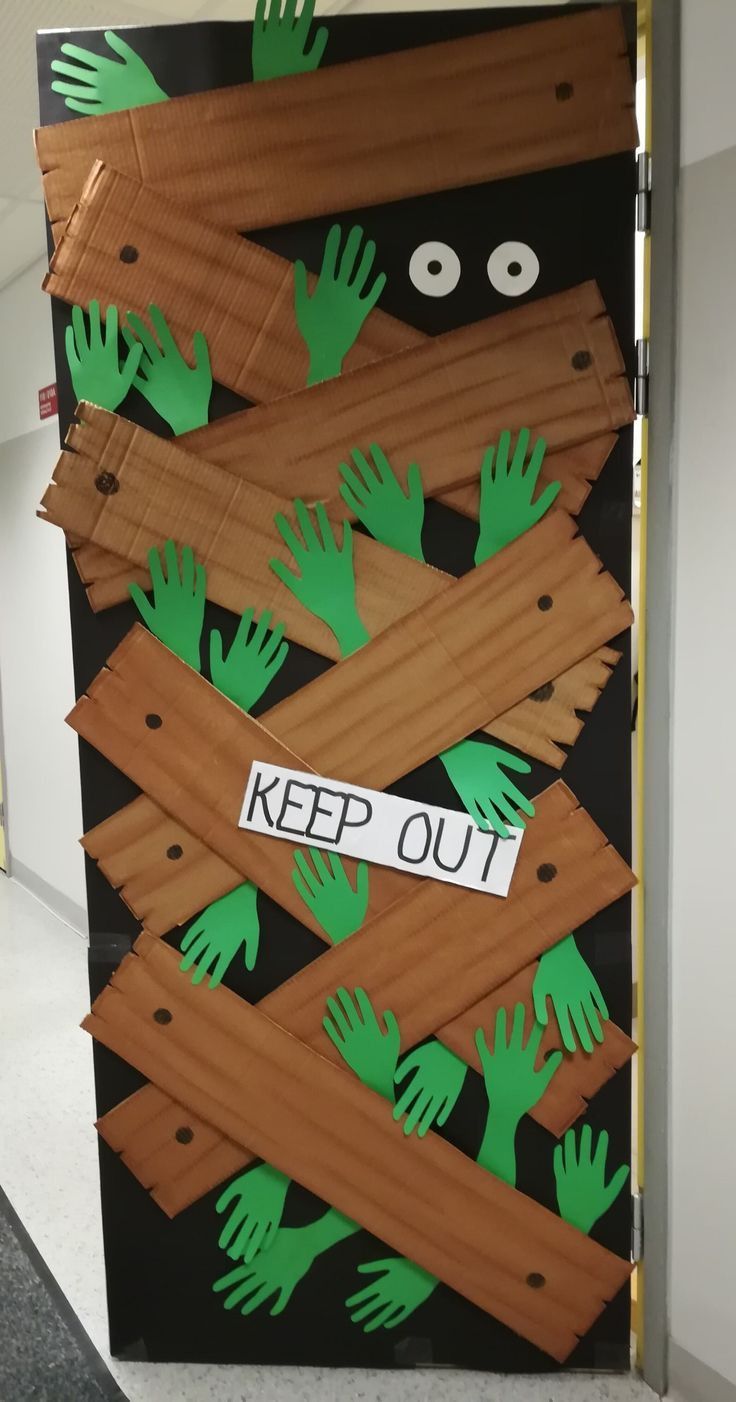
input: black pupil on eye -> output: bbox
[508,261,523,276]
[427,259,443,275]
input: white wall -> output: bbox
[668,4,736,1393]
[0,258,87,928]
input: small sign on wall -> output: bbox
[38,383,58,420]
[239,762,524,897]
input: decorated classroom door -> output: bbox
[35,1,638,1372]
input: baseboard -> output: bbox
[669,1341,736,1402]
[10,859,88,939]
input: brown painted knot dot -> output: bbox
[572,349,593,371]
[175,1126,194,1145]
[530,681,555,703]
[145,713,162,730]
[153,1007,172,1025]
[555,81,574,101]
[537,594,553,612]
[94,472,119,496]
[526,1272,546,1290]
[537,863,558,884]
[166,844,183,861]
[119,244,139,264]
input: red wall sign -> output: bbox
[38,383,58,420]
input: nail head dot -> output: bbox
[537,594,553,612]
[145,713,162,730]
[166,844,183,861]
[527,1272,546,1289]
[530,681,555,702]
[153,1007,172,1025]
[119,245,139,263]
[537,863,558,884]
[94,472,119,496]
[572,349,592,371]
[555,81,574,101]
[175,1126,193,1145]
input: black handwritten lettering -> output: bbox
[397,811,432,864]
[276,778,316,836]
[334,793,373,843]
[245,768,280,828]
[433,817,473,873]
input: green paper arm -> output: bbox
[533,933,610,1054]
[270,499,370,657]
[323,986,400,1099]
[475,1004,562,1186]
[213,1206,356,1316]
[129,541,206,672]
[122,304,212,436]
[295,224,387,386]
[210,608,289,713]
[178,881,260,990]
[475,428,561,565]
[216,1162,290,1264]
[392,1041,467,1138]
[51,30,168,114]
[65,301,142,412]
[554,1126,630,1235]
[438,737,535,840]
[291,848,369,943]
[338,445,425,561]
[252,0,328,83]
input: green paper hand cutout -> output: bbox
[65,302,142,412]
[51,31,168,114]
[216,1163,290,1263]
[476,1004,562,1184]
[439,737,535,840]
[346,1257,437,1333]
[338,445,425,561]
[210,608,288,714]
[475,428,561,565]
[323,987,400,1099]
[270,500,370,657]
[129,541,206,671]
[252,0,328,82]
[214,1208,356,1316]
[533,933,610,1054]
[392,1041,466,1138]
[179,881,260,988]
[554,1126,630,1235]
[122,305,212,436]
[292,848,369,944]
[295,224,387,385]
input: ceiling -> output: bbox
[0,0,563,292]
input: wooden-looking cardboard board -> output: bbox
[36,8,636,242]
[83,931,632,1363]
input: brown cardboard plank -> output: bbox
[486,645,622,768]
[84,931,631,1360]
[36,8,637,241]
[95,781,634,1216]
[43,162,422,404]
[438,434,618,521]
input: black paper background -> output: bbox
[37,2,635,1370]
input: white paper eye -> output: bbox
[486,241,540,297]
[408,241,461,297]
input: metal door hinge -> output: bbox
[637,151,652,232]
[632,1192,644,1262]
[635,338,649,417]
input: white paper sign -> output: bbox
[239,762,524,897]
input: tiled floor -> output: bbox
[0,873,660,1402]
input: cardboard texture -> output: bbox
[82,930,632,1362]
[36,8,637,242]
[93,776,635,1219]
[487,645,622,768]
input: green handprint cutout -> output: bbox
[213,1208,356,1316]
[270,500,370,657]
[216,1163,290,1263]
[475,429,561,565]
[533,933,610,1054]
[338,445,425,561]
[129,541,206,671]
[122,305,212,436]
[475,1004,562,1185]
[323,987,400,1099]
[292,848,369,943]
[65,302,142,412]
[554,1126,630,1235]
[179,881,260,988]
[346,1257,437,1333]
[51,31,168,114]
[210,608,288,714]
[252,0,328,82]
[439,737,535,840]
[295,224,387,385]
[392,1041,466,1138]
